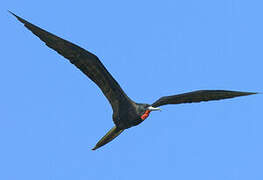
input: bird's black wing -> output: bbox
[151,90,257,107]
[10,12,133,112]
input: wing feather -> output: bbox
[10,11,133,112]
[151,90,257,107]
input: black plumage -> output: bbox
[10,11,257,150]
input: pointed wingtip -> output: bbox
[237,91,259,98]
[238,91,259,96]
[8,10,27,24]
[246,92,259,95]
[91,146,97,151]
[8,10,17,17]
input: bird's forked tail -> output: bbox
[92,126,124,150]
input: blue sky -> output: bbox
[2,0,263,179]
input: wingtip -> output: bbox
[238,91,259,98]
[8,11,26,24]
[236,91,258,96]
[8,10,17,17]
[246,92,259,95]
[91,146,97,151]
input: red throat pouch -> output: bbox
[140,110,151,120]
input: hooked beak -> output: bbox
[147,106,161,111]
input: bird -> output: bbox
[9,11,257,150]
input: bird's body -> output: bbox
[10,11,257,150]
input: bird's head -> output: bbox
[137,104,161,120]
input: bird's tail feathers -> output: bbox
[92,126,124,150]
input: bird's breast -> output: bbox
[113,105,151,129]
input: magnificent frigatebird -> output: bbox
[10,11,257,150]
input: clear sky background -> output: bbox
[1,0,263,179]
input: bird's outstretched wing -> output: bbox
[151,90,257,107]
[10,11,133,112]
